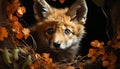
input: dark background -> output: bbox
[20,0,108,55]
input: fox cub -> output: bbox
[32,0,88,62]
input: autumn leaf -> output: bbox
[22,28,30,39]
[102,60,109,67]
[29,62,39,69]
[101,52,117,68]
[6,0,20,16]
[42,53,53,63]
[87,48,96,57]
[112,41,120,49]
[97,42,104,49]
[16,6,26,17]
[0,27,8,41]
[90,40,104,48]
[90,40,99,48]
[16,32,23,39]
[88,40,105,63]
[108,52,117,64]
[11,21,23,33]
[30,53,53,69]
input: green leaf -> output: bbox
[12,49,20,60]
[92,0,104,7]
[22,55,32,69]
[2,48,12,66]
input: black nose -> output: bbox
[53,42,60,48]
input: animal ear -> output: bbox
[66,0,88,24]
[33,0,52,21]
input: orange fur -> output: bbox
[32,8,85,62]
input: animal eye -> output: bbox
[65,28,71,35]
[47,28,53,35]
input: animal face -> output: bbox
[36,18,85,51]
[34,8,85,51]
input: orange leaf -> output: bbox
[97,42,104,49]
[6,0,20,15]
[29,62,39,69]
[0,27,8,41]
[16,6,26,17]
[22,28,30,39]
[33,53,53,69]
[11,21,23,33]
[108,52,117,64]
[90,40,99,48]
[42,53,53,63]
[34,53,41,61]
[102,60,109,67]
[112,41,120,49]
[16,32,23,39]
[87,48,96,57]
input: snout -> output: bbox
[53,42,61,49]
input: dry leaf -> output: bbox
[42,53,53,63]
[6,0,20,15]
[0,27,8,41]
[16,6,26,17]
[90,40,99,48]
[29,62,39,69]
[16,32,23,39]
[11,21,23,33]
[87,48,96,57]
[102,60,109,67]
[22,28,30,39]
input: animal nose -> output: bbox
[53,42,60,48]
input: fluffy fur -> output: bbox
[32,8,85,62]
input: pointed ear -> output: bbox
[66,0,88,24]
[33,0,52,21]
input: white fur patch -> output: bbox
[60,36,78,49]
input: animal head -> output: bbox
[33,0,88,51]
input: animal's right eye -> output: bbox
[47,28,53,35]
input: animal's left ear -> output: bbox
[66,0,88,24]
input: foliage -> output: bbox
[0,27,8,41]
